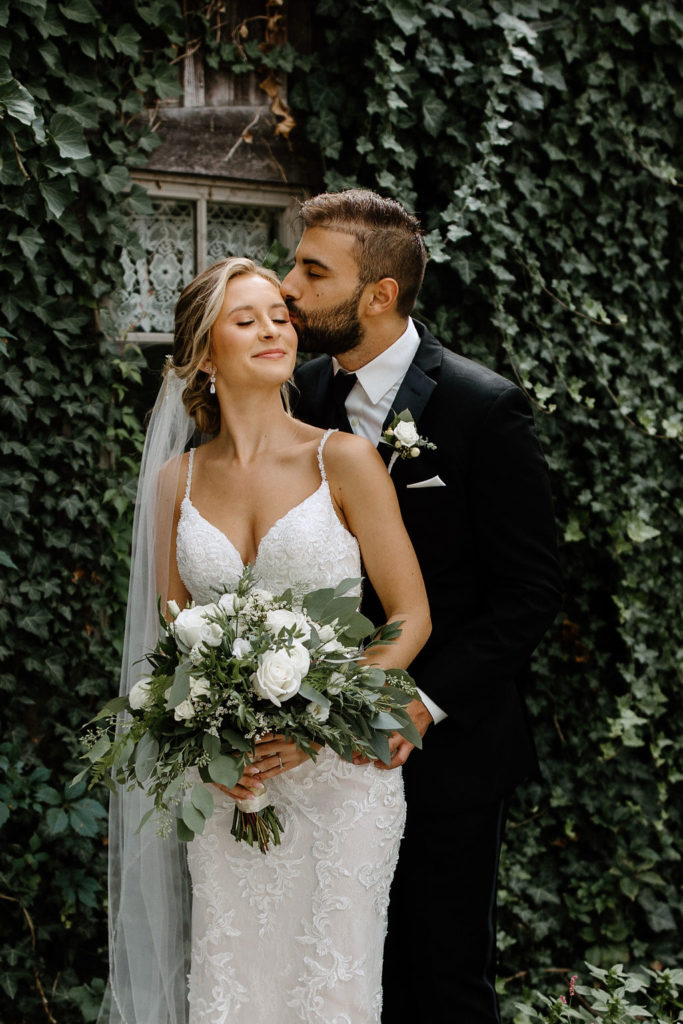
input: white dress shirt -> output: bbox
[332,319,447,725]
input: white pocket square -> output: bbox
[406,475,446,489]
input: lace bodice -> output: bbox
[176,429,361,603]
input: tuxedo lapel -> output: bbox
[381,324,442,432]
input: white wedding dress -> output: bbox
[175,430,406,1024]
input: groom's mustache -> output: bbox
[285,300,306,325]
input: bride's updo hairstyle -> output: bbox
[171,257,284,435]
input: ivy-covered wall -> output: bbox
[1,1,681,1022]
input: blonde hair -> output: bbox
[170,257,285,434]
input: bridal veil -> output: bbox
[99,365,195,1024]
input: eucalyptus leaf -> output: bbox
[369,711,404,732]
[86,734,112,763]
[165,662,191,709]
[298,681,331,708]
[208,754,241,789]
[181,801,206,836]
[176,817,195,843]
[134,733,159,783]
[191,783,214,821]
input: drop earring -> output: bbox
[209,368,216,394]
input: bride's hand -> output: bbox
[251,733,318,778]
[211,765,268,802]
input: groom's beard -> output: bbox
[287,287,365,355]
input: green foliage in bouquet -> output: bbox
[80,571,420,854]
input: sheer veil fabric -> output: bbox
[99,367,197,1024]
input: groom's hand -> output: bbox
[374,698,433,770]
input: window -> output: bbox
[115,174,301,344]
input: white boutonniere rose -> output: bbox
[380,409,436,474]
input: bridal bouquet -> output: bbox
[79,569,421,853]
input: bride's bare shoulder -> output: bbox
[321,430,385,477]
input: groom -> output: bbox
[282,188,561,1022]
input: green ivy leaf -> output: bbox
[58,0,99,24]
[49,113,90,159]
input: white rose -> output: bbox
[252,649,303,706]
[265,608,311,640]
[307,700,330,723]
[325,671,347,695]
[166,599,180,619]
[393,420,420,446]
[171,606,209,651]
[199,620,223,647]
[173,698,195,721]
[129,676,154,710]
[287,642,310,678]
[189,675,211,699]
[232,637,253,659]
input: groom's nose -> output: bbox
[280,266,298,301]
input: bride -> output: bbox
[102,257,430,1024]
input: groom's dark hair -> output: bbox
[299,189,427,317]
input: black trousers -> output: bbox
[382,751,510,1023]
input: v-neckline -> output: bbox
[182,482,327,568]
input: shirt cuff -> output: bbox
[416,687,447,725]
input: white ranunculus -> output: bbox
[307,700,330,723]
[393,420,420,446]
[287,642,310,678]
[232,637,253,659]
[166,599,181,619]
[129,676,154,710]
[265,608,311,640]
[173,698,195,721]
[189,675,211,699]
[252,649,303,706]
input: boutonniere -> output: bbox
[380,409,436,475]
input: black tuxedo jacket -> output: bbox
[294,322,562,804]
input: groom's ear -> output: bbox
[363,277,400,317]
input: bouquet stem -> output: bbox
[231,804,284,854]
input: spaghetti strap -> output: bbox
[316,428,337,483]
[184,448,195,500]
